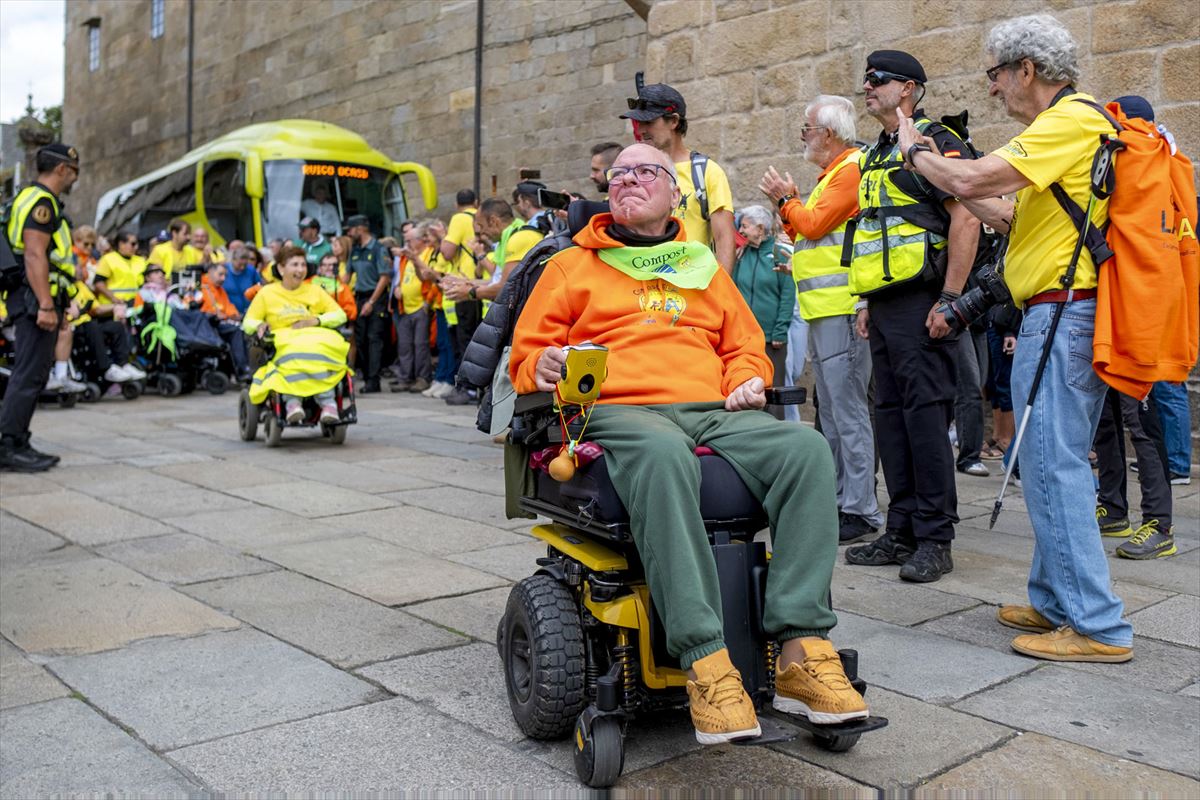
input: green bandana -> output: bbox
[597,240,720,290]
[140,301,177,360]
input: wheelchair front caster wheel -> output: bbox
[264,411,283,447]
[121,380,143,400]
[573,714,623,788]
[159,373,183,397]
[82,382,102,402]
[812,731,860,752]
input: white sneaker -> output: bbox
[60,376,87,392]
[432,382,454,399]
[44,374,66,392]
[104,365,127,383]
[285,400,305,424]
[123,363,147,380]
[421,381,443,398]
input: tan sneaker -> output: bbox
[997,605,1053,633]
[686,649,761,745]
[1011,627,1133,663]
[773,639,869,724]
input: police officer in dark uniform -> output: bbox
[343,214,391,393]
[842,52,982,582]
[1,144,81,472]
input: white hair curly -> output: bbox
[738,205,775,236]
[986,14,1080,84]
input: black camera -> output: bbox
[937,265,1012,332]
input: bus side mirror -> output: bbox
[245,153,263,199]
[394,162,438,210]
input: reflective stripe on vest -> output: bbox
[792,150,861,320]
[6,185,75,296]
[846,117,953,297]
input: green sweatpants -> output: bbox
[586,401,839,669]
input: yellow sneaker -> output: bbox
[1011,627,1133,663]
[997,605,1053,633]
[686,649,761,745]
[772,639,869,724]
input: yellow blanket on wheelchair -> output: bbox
[249,326,349,404]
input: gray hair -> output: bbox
[739,205,775,236]
[803,95,856,145]
[986,14,1080,84]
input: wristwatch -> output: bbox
[467,286,477,300]
[905,143,933,165]
[776,194,796,210]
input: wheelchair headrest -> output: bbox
[567,200,609,238]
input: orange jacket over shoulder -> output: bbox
[510,213,773,406]
[199,281,239,320]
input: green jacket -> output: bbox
[732,239,794,343]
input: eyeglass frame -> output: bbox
[985,59,1021,82]
[863,69,915,87]
[798,124,828,136]
[604,163,678,185]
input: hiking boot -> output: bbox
[686,649,761,745]
[443,388,476,406]
[845,529,916,566]
[389,380,411,393]
[997,605,1053,633]
[1096,506,1133,538]
[409,377,431,393]
[285,400,304,424]
[838,512,877,545]
[1011,627,1132,663]
[1116,520,1177,560]
[773,639,869,724]
[0,437,56,473]
[898,540,953,583]
[958,461,990,477]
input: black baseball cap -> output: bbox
[620,83,687,122]
[344,214,370,229]
[298,216,319,230]
[39,143,80,168]
[866,50,927,84]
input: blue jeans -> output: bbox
[1011,299,1131,647]
[1150,381,1192,476]
[783,302,809,423]
[434,309,457,385]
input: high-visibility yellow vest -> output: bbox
[793,149,862,320]
[248,325,349,404]
[845,116,960,296]
[442,208,478,326]
[6,184,76,297]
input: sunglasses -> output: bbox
[626,97,676,114]
[985,60,1019,82]
[863,70,913,87]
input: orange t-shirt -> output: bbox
[200,281,238,320]
[780,147,862,242]
[510,213,773,405]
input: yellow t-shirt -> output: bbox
[398,261,425,314]
[244,281,343,332]
[503,228,544,269]
[993,93,1111,307]
[182,244,223,266]
[674,156,733,249]
[70,281,96,326]
[147,243,189,278]
[94,252,147,300]
[443,208,478,278]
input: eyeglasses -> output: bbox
[799,125,828,135]
[605,164,677,185]
[863,70,913,87]
[985,60,1019,82]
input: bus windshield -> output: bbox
[262,159,408,243]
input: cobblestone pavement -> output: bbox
[1,389,1197,797]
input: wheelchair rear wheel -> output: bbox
[326,424,347,445]
[499,575,586,740]
[202,370,230,395]
[264,410,282,447]
[238,390,259,442]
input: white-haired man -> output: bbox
[897,14,1134,662]
[760,95,884,545]
[511,142,868,745]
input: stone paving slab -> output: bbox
[105,486,254,516]
[95,532,277,585]
[831,612,1035,703]
[0,471,63,496]
[370,455,507,497]
[154,458,300,491]
[620,742,874,793]
[922,732,1200,796]
[337,506,529,556]
[954,665,1200,778]
[1127,594,1200,649]
[228,479,395,518]
[252,535,507,606]
[119,451,216,468]
[49,628,384,751]
[43,463,194,497]
[830,568,981,626]
[1182,683,1200,698]
[772,687,1013,790]
[183,570,465,668]
[169,696,577,792]
[1,489,173,546]
[1106,546,1200,596]
[263,457,439,494]
[386,485,515,529]
[0,698,198,798]
[916,604,1200,693]
[0,639,70,710]
[163,505,358,551]
[405,586,513,642]
[0,512,67,567]
[449,540,554,581]
[1,554,239,655]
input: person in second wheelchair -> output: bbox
[241,245,348,424]
[509,142,867,745]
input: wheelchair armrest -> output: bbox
[513,391,554,415]
[511,392,559,446]
[765,386,806,406]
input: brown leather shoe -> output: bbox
[686,649,761,745]
[1011,627,1133,663]
[997,605,1053,633]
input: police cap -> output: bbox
[620,83,687,122]
[866,50,927,84]
[344,214,370,229]
[38,143,80,168]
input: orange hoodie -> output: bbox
[510,213,773,406]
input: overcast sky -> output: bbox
[0,0,65,122]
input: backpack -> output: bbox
[689,151,710,221]
[1056,99,1198,398]
[0,201,23,293]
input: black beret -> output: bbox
[866,50,927,84]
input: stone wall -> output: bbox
[62,0,646,223]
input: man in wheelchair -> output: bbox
[510,143,868,745]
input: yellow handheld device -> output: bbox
[557,343,608,406]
